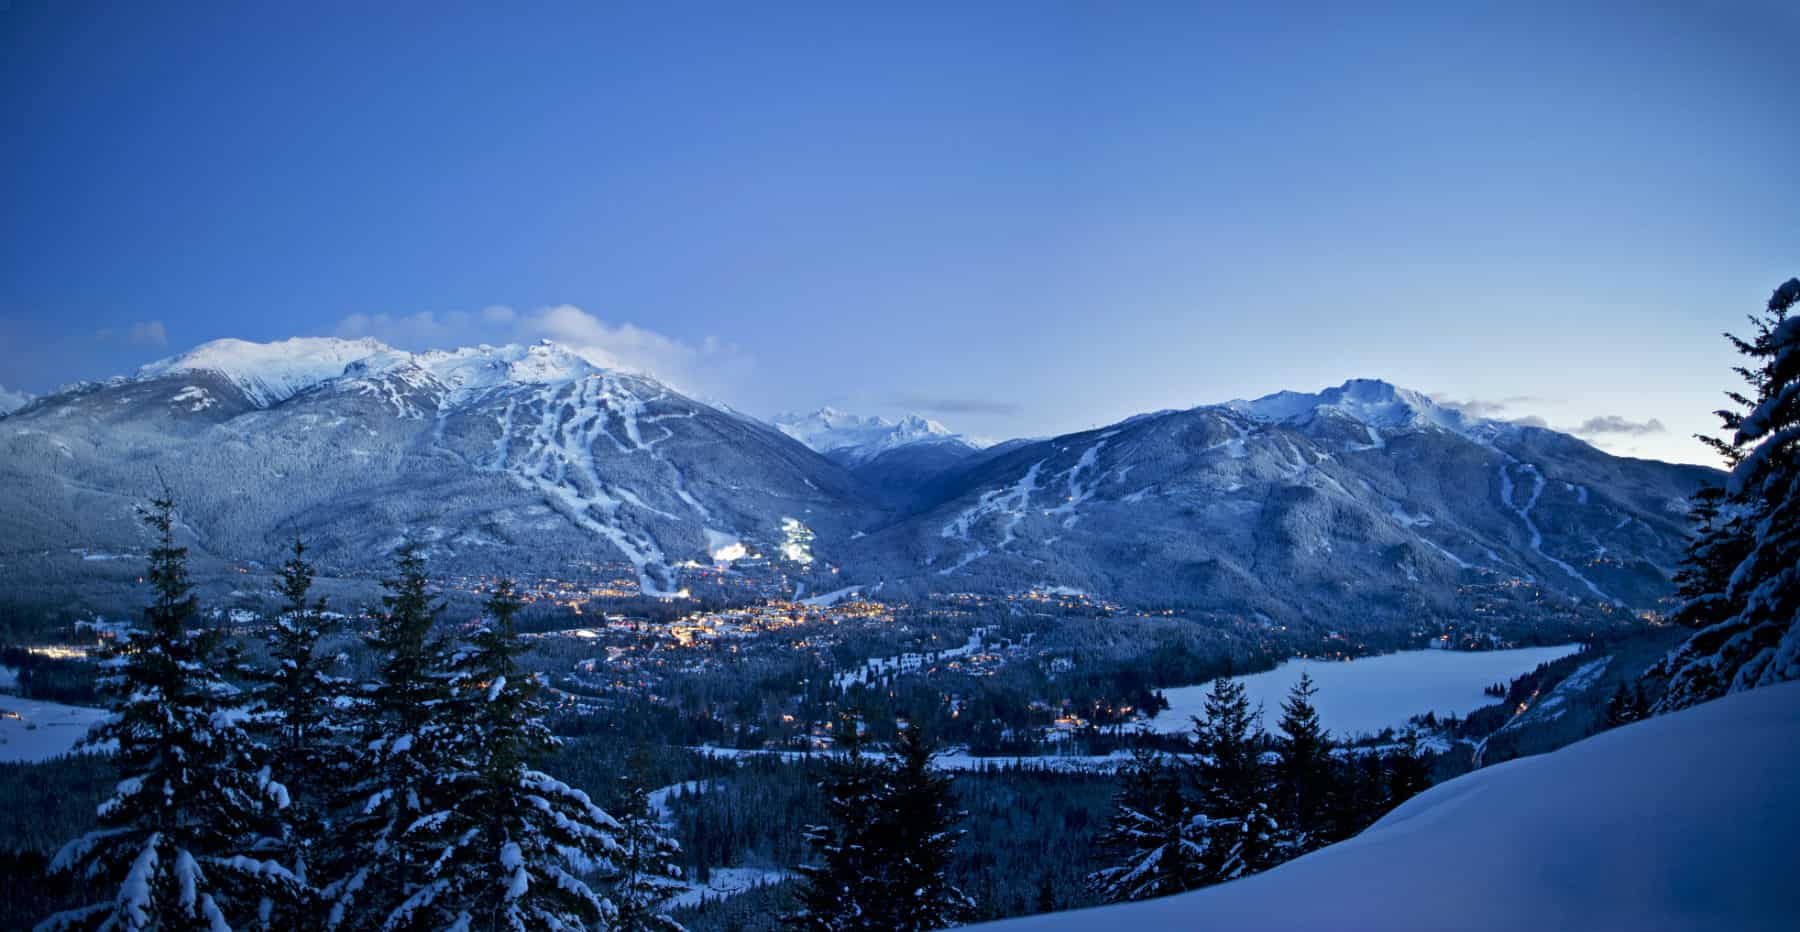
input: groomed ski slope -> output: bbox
[975,681,1800,932]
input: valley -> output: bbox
[0,336,1765,930]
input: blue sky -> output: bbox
[3,1,1795,464]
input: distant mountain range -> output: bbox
[773,409,985,510]
[834,378,1717,621]
[773,408,977,462]
[0,339,1720,624]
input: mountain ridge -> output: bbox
[0,338,1720,625]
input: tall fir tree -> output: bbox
[320,544,459,930]
[1669,488,1754,632]
[610,780,687,932]
[1659,278,1800,709]
[1087,745,1204,903]
[1385,731,1433,806]
[413,578,627,931]
[866,727,973,930]
[1189,677,1276,885]
[245,535,345,913]
[789,723,972,930]
[1652,487,1752,708]
[39,495,297,932]
[1272,672,1331,857]
[789,717,885,931]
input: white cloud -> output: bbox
[1570,415,1666,437]
[332,304,751,398]
[95,320,169,347]
[130,321,168,347]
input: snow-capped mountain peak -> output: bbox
[136,336,395,407]
[133,337,624,410]
[1223,378,1499,448]
[772,408,967,461]
[347,341,602,394]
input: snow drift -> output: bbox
[977,681,1800,932]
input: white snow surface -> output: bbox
[1153,645,1584,738]
[348,340,603,400]
[799,585,863,608]
[771,407,974,460]
[136,337,394,406]
[0,697,107,762]
[980,681,1800,932]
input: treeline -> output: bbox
[1088,673,1430,904]
[0,755,116,929]
[0,646,98,705]
[661,758,1118,927]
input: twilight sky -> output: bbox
[3,1,1796,465]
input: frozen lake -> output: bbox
[1152,644,1585,739]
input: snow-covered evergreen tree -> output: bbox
[609,782,687,932]
[402,578,626,931]
[1670,488,1753,631]
[790,723,972,930]
[1272,672,1330,857]
[39,495,297,932]
[789,719,885,931]
[245,535,346,915]
[868,727,973,930]
[1189,677,1275,884]
[1659,278,1800,709]
[1087,745,1204,903]
[320,544,460,930]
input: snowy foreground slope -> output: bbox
[976,682,1800,932]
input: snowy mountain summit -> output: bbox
[5,335,879,599]
[0,346,1716,620]
[1225,378,1497,449]
[134,336,613,410]
[136,336,395,407]
[773,408,974,463]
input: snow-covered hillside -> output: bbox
[0,347,1716,621]
[977,681,1800,932]
[2,337,878,600]
[844,377,1713,616]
